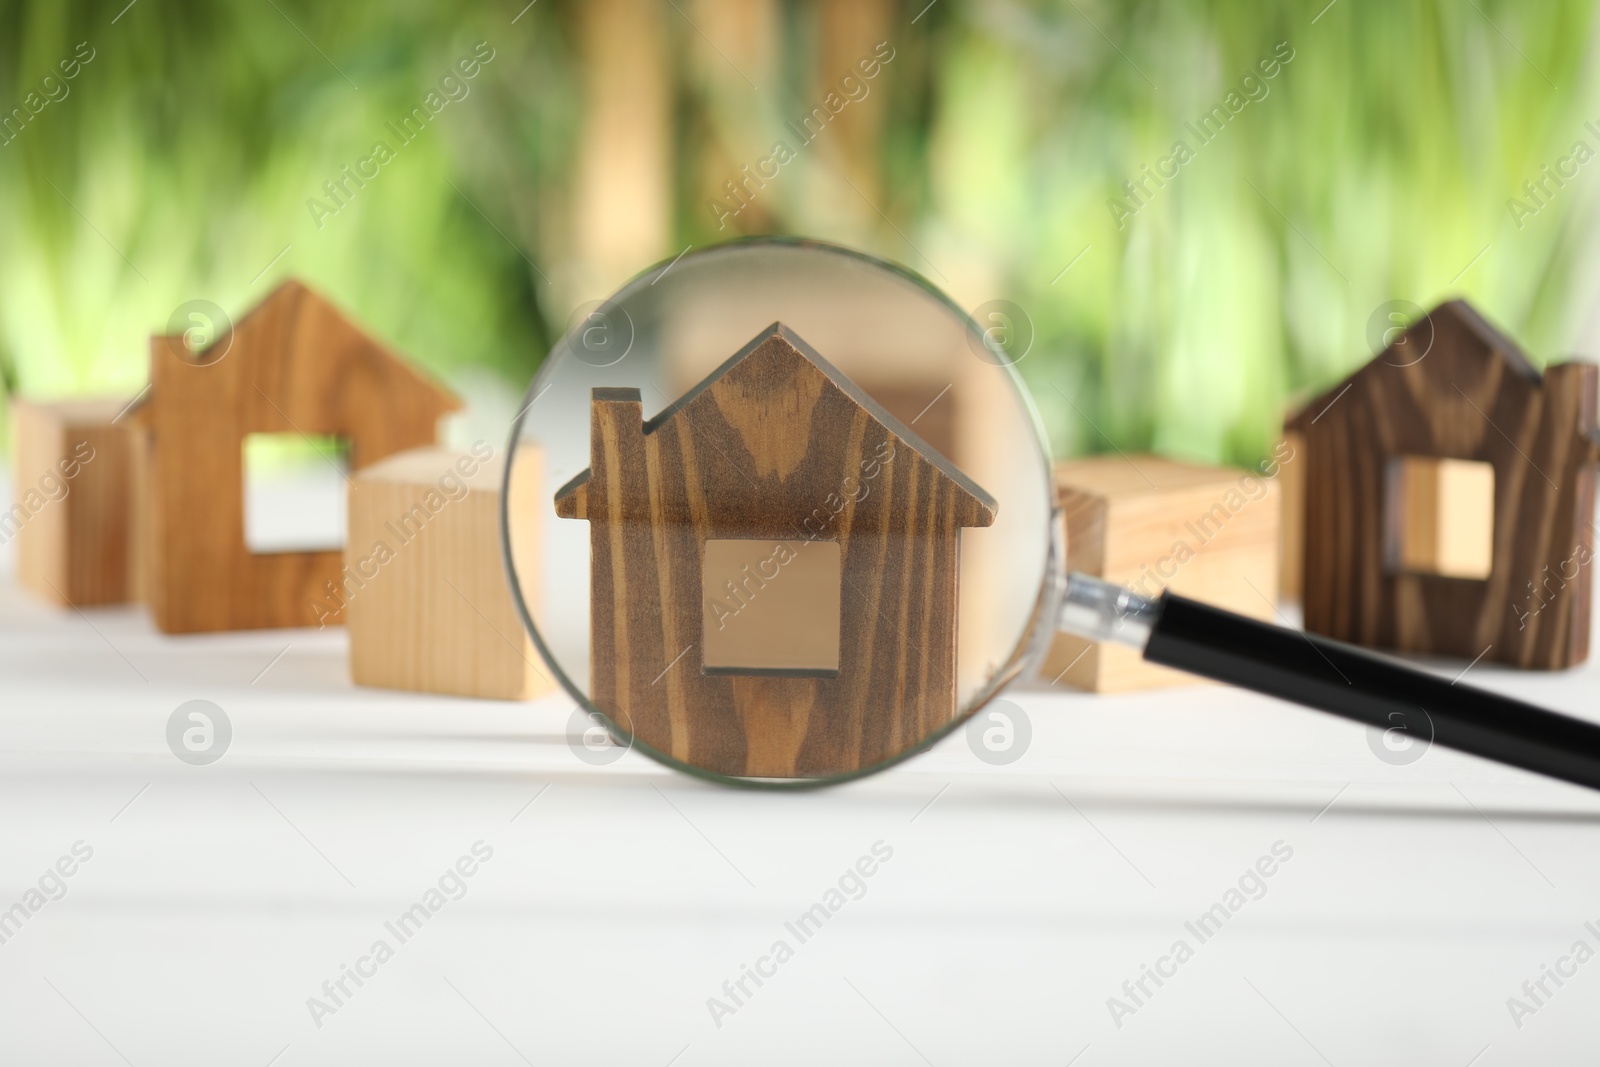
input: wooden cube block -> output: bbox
[1388,456,1495,579]
[9,397,135,607]
[346,445,553,700]
[1043,454,1281,692]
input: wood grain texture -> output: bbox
[667,349,963,467]
[1041,454,1280,692]
[10,397,135,607]
[660,297,982,473]
[553,324,996,779]
[348,445,552,700]
[131,279,458,633]
[1287,300,1600,669]
[1278,430,1305,601]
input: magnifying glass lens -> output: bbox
[505,241,1056,785]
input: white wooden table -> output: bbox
[2,542,1599,1066]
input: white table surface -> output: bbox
[2,553,1600,1067]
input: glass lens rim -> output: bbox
[500,234,1063,789]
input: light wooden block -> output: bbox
[1043,454,1281,692]
[1390,457,1495,579]
[9,397,135,607]
[347,445,552,700]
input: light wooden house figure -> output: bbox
[1041,454,1282,692]
[127,279,458,633]
[1285,299,1600,669]
[346,445,553,701]
[554,323,997,779]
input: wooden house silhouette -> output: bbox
[555,323,996,777]
[1286,300,1600,668]
[129,280,458,633]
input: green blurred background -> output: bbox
[1,0,1596,466]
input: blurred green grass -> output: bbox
[1,0,1595,468]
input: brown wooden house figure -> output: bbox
[1287,300,1600,669]
[129,279,458,633]
[554,323,997,778]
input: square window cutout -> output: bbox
[702,539,841,675]
[1385,457,1494,579]
[242,433,350,554]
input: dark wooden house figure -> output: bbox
[1287,299,1600,669]
[554,323,997,778]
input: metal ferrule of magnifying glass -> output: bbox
[1057,573,1161,650]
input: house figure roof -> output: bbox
[556,322,997,529]
[1287,299,1592,442]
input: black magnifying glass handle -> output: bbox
[1059,573,1600,793]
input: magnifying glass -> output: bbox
[505,238,1600,791]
